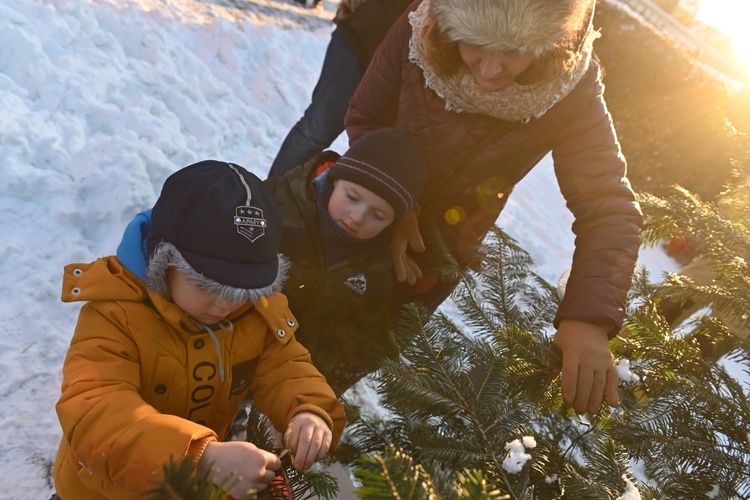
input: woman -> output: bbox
[345,0,643,415]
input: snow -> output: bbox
[0,0,726,498]
[502,437,536,474]
[616,475,642,500]
[616,358,641,383]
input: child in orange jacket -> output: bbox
[53,160,345,499]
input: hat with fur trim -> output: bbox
[328,127,426,221]
[429,0,595,57]
[150,160,282,289]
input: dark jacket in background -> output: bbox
[335,0,414,66]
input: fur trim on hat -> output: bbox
[430,0,595,57]
[146,242,289,304]
[409,0,599,122]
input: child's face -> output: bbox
[328,179,395,240]
[167,268,244,324]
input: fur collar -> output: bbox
[408,0,599,122]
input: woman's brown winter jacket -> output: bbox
[346,0,643,336]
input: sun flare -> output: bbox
[697,3,750,67]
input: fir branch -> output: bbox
[455,469,508,499]
[243,403,340,500]
[347,188,750,498]
[454,228,558,336]
[353,446,440,500]
[145,456,250,500]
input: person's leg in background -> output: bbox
[269,27,365,178]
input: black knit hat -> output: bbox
[150,160,281,289]
[328,128,426,220]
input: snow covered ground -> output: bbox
[0,1,689,498]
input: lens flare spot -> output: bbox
[444,206,466,225]
[497,192,505,199]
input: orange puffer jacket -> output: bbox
[54,257,345,499]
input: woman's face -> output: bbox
[457,42,535,92]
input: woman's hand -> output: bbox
[391,208,425,285]
[553,319,620,415]
[199,440,281,497]
[284,412,333,470]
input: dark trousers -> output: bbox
[269,27,366,178]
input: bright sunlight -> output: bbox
[697,1,750,67]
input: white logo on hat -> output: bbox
[234,206,266,242]
[344,274,367,295]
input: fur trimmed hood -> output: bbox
[430,0,595,57]
[409,0,599,121]
[429,0,595,57]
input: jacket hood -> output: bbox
[409,0,598,122]
[60,257,190,337]
[61,257,149,304]
[117,209,152,282]
[430,0,595,57]
[60,256,256,331]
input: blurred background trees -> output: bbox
[594,1,740,200]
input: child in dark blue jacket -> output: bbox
[266,127,426,395]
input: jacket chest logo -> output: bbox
[344,274,367,295]
[234,206,266,242]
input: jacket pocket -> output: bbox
[142,354,180,410]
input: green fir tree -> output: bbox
[341,221,749,498]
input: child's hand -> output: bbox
[284,411,332,470]
[200,440,281,497]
